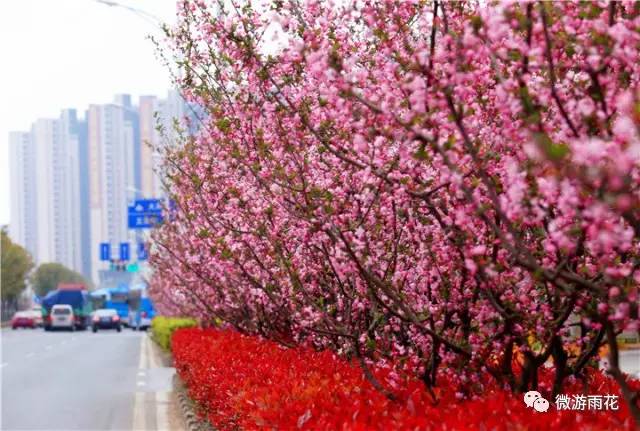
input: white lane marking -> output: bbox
[26,352,35,358]
[132,392,146,431]
[45,345,53,350]
[133,335,147,431]
[149,335,157,368]
[138,334,147,369]
[137,371,146,377]
[136,381,146,387]
[143,335,152,368]
[155,391,170,431]
[0,363,7,368]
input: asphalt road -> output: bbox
[620,349,640,378]
[0,327,179,431]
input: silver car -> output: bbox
[50,304,75,331]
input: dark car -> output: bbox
[92,309,122,332]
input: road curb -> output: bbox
[173,373,216,431]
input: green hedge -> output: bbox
[151,316,197,351]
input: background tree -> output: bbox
[1,227,34,317]
[31,263,88,297]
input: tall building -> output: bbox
[139,95,162,197]
[88,96,140,283]
[59,109,91,279]
[32,118,59,265]
[159,89,193,141]
[8,131,37,258]
[9,112,86,275]
[9,90,192,286]
[139,90,193,199]
[75,114,91,280]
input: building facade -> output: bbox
[88,96,141,283]
[10,90,189,286]
[8,131,37,258]
[9,113,86,274]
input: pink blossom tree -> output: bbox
[150,0,640,420]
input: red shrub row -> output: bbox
[172,328,638,430]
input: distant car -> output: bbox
[49,304,75,331]
[92,309,122,333]
[11,311,36,329]
[28,308,43,327]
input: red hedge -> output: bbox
[172,328,637,430]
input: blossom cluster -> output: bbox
[172,327,638,430]
[150,0,640,419]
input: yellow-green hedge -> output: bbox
[151,316,197,351]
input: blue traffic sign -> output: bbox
[100,243,111,261]
[138,242,148,261]
[120,242,130,261]
[132,199,162,213]
[128,198,164,229]
[128,214,163,229]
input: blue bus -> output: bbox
[127,284,156,330]
[89,284,155,330]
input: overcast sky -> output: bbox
[0,0,179,226]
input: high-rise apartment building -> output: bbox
[31,118,58,264]
[9,112,86,275]
[75,114,91,279]
[59,109,90,278]
[10,90,190,286]
[8,131,37,258]
[88,96,140,283]
[140,89,195,198]
[139,95,159,198]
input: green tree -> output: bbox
[1,227,34,305]
[31,262,88,297]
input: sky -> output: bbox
[0,0,179,226]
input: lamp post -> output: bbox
[93,0,164,30]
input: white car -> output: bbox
[50,304,75,331]
[28,308,44,327]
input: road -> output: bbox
[620,349,640,378]
[0,328,181,431]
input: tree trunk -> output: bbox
[605,322,640,427]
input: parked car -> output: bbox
[92,309,122,333]
[11,311,37,329]
[49,304,75,331]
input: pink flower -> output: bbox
[470,245,486,256]
[353,134,368,153]
[465,259,478,275]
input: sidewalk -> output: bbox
[132,332,185,431]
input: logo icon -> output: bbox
[524,390,549,412]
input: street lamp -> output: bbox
[93,0,164,30]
